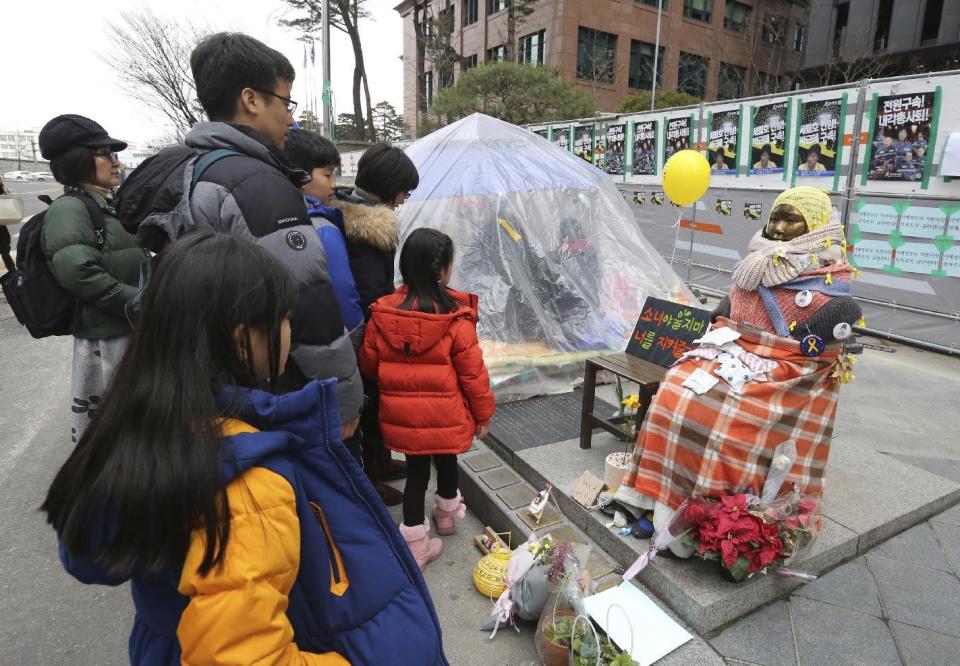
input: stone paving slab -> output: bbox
[710,600,797,666]
[793,557,882,616]
[866,554,960,637]
[890,622,960,666]
[931,503,960,527]
[791,597,902,666]
[496,483,534,510]
[479,466,521,491]
[930,521,960,571]
[463,452,501,473]
[872,523,954,573]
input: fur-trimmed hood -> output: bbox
[332,188,398,252]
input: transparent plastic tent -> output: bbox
[399,113,694,400]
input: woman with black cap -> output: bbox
[37,114,147,443]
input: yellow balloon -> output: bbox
[663,150,711,206]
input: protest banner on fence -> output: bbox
[796,98,842,177]
[751,102,787,175]
[632,120,657,176]
[708,109,740,175]
[600,123,626,175]
[866,91,935,182]
[574,124,595,164]
[664,117,692,164]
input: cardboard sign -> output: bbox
[571,471,605,508]
[625,297,712,368]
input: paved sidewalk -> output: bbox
[711,503,960,666]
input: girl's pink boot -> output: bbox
[399,520,443,571]
[432,491,466,536]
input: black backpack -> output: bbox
[0,192,106,338]
[115,146,241,252]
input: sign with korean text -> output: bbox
[796,98,842,177]
[664,117,691,164]
[632,120,657,176]
[574,125,595,164]
[751,101,787,174]
[866,92,935,182]
[625,297,712,368]
[708,109,739,175]
[600,123,626,175]
[552,127,570,152]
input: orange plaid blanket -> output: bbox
[615,317,842,511]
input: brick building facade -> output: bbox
[395,0,807,134]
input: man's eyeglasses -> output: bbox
[94,151,119,163]
[253,88,299,115]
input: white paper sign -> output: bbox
[694,326,741,347]
[682,368,720,395]
[584,582,693,666]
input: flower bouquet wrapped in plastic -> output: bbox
[623,440,821,583]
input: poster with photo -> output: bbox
[708,109,740,176]
[552,127,570,152]
[574,125,595,164]
[664,117,691,164]
[751,102,787,174]
[744,203,762,221]
[600,123,626,175]
[866,92,935,182]
[796,98,842,177]
[632,120,657,176]
[715,199,732,216]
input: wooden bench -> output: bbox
[579,352,667,449]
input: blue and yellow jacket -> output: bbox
[60,379,447,665]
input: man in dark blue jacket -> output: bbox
[184,33,362,437]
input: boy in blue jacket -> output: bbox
[284,129,365,343]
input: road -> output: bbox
[2,181,63,255]
[0,298,537,665]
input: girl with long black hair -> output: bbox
[360,228,495,571]
[43,232,446,665]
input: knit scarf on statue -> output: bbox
[732,215,845,291]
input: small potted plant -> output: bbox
[605,380,641,490]
[539,610,579,666]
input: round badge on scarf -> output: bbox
[833,322,852,340]
[801,333,826,357]
[795,290,813,308]
[286,230,307,251]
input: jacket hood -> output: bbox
[185,122,310,188]
[215,379,340,484]
[370,286,478,355]
[332,187,397,252]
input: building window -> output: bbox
[677,51,708,98]
[683,0,712,23]
[487,44,507,62]
[717,62,745,100]
[628,39,663,90]
[793,25,805,52]
[762,16,786,44]
[436,5,455,37]
[520,29,546,65]
[874,0,893,52]
[463,54,479,72]
[464,0,479,25]
[577,26,617,84]
[439,65,454,90]
[921,0,943,43]
[832,2,849,57]
[488,0,508,13]
[724,1,751,32]
[635,0,668,7]
[420,71,434,111]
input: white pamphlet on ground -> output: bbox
[583,582,692,666]
[681,367,720,395]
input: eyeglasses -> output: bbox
[253,88,299,115]
[94,151,119,163]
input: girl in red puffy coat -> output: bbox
[360,228,495,570]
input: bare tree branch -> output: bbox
[104,10,206,140]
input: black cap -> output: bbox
[39,114,127,160]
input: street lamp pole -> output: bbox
[650,0,663,111]
[322,0,333,139]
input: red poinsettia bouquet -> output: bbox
[681,492,820,582]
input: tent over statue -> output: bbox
[399,113,694,400]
